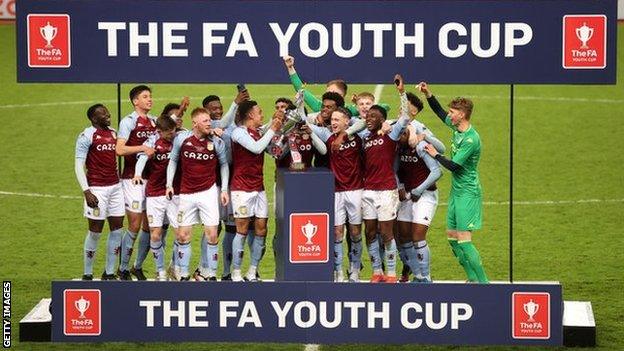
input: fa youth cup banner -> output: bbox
[16,0,617,84]
[52,281,563,345]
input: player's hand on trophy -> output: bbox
[331,131,347,152]
[299,123,311,135]
[166,187,174,200]
[234,89,250,104]
[417,82,432,98]
[271,111,285,132]
[394,74,405,93]
[131,176,143,186]
[212,127,224,137]
[424,143,438,157]
[178,96,190,117]
[220,191,229,206]
[83,189,99,208]
[142,145,155,158]
[378,121,392,135]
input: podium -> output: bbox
[274,168,335,281]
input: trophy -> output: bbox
[75,296,90,318]
[301,220,318,244]
[265,90,306,162]
[523,299,539,322]
[40,22,58,48]
[576,22,593,49]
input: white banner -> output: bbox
[0,0,15,20]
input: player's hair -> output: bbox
[86,103,105,120]
[190,107,210,119]
[202,95,221,108]
[129,85,151,102]
[334,107,351,119]
[156,115,177,131]
[406,92,424,113]
[322,92,345,108]
[275,97,293,106]
[237,100,258,121]
[160,103,180,119]
[355,92,375,103]
[369,105,387,120]
[326,79,348,96]
[448,97,474,119]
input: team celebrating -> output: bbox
[74,56,489,283]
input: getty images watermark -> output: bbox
[3,281,10,348]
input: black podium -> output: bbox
[274,168,335,281]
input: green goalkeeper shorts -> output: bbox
[447,195,482,231]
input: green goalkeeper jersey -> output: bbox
[289,73,390,116]
[445,116,482,197]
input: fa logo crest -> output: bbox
[27,14,71,68]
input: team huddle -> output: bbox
[74,56,489,283]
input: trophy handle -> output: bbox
[85,300,90,311]
[51,27,58,40]
[587,28,594,41]
[311,226,317,236]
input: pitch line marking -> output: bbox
[304,344,320,351]
[373,84,384,103]
[1,190,623,207]
[1,93,623,109]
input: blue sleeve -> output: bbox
[231,127,276,154]
[212,102,237,129]
[389,115,409,141]
[413,142,443,196]
[118,116,134,140]
[308,123,332,143]
[166,131,188,188]
[75,131,92,160]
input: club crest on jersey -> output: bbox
[302,134,309,140]
[132,201,139,210]
[238,206,248,216]
[207,142,214,151]
[148,215,153,224]
[93,208,100,217]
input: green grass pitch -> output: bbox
[0,23,622,351]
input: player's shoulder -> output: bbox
[175,130,193,142]
[465,126,481,144]
[78,126,96,140]
[230,126,247,137]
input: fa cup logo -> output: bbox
[301,220,317,244]
[39,21,58,48]
[523,299,539,322]
[575,22,593,49]
[74,296,90,319]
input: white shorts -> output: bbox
[83,183,125,220]
[146,195,180,229]
[218,187,235,226]
[122,179,146,213]
[231,190,268,219]
[362,189,400,222]
[335,189,363,226]
[396,190,438,226]
[178,185,220,227]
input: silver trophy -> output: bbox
[40,21,58,48]
[301,220,318,244]
[265,90,306,159]
[523,299,539,322]
[74,296,90,318]
[576,22,593,49]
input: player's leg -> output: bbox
[174,193,200,281]
[231,191,252,281]
[362,190,383,282]
[146,196,167,280]
[220,189,236,280]
[396,198,415,282]
[411,190,438,282]
[333,192,347,282]
[246,191,269,282]
[103,183,125,280]
[105,215,124,280]
[119,180,143,279]
[83,218,105,280]
[130,212,151,280]
[446,196,476,282]
[456,196,488,283]
[377,190,400,282]
[194,186,221,281]
[345,190,363,282]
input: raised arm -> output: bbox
[418,82,447,122]
[284,55,322,112]
[307,122,332,143]
[232,128,277,155]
